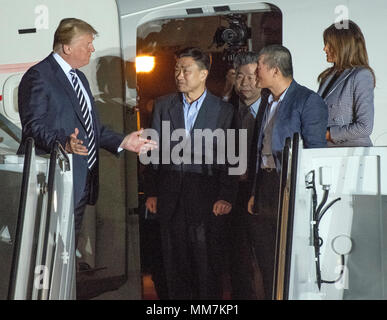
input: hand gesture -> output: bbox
[65,128,88,156]
[120,128,157,154]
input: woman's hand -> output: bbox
[326,129,333,143]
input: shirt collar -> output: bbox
[240,97,261,117]
[250,97,261,117]
[268,86,289,105]
[52,52,73,75]
[182,89,207,108]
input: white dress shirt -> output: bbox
[260,87,289,169]
[53,52,94,116]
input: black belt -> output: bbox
[261,167,275,173]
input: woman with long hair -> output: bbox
[318,20,375,147]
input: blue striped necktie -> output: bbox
[69,69,96,170]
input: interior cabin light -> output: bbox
[135,55,155,73]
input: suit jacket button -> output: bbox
[84,135,87,139]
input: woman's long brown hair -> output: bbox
[318,20,375,86]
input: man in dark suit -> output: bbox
[144,47,237,299]
[17,18,155,244]
[247,45,328,299]
[225,51,266,299]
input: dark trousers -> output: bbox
[139,210,169,299]
[160,197,227,300]
[227,181,255,299]
[74,170,93,247]
[250,169,280,300]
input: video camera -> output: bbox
[212,14,251,66]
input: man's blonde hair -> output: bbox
[53,18,98,52]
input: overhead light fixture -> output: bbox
[135,55,155,73]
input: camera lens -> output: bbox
[221,28,238,43]
[211,14,251,65]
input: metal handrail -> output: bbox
[274,133,300,300]
[283,133,300,299]
[0,113,22,143]
[273,136,291,299]
[38,141,70,300]
[7,137,34,299]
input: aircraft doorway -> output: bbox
[135,6,282,300]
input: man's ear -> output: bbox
[272,66,281,78]
[200,69,209,82]
[62,44,71,55]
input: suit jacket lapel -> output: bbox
[318,68,354,99]
[276,80,298,122]
[317,72,334,96]
[168,94,185,131]
[168,92,217,132]
[249,90,270,181]
[47,54,88,132]
[192,93,210,131]
[79,71,100,136]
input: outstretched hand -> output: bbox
[120,129,158,154]
[65,128,88,156]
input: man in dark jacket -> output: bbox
[144,47,237,299]
[17,18,155,244]
[248,45,328,299]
